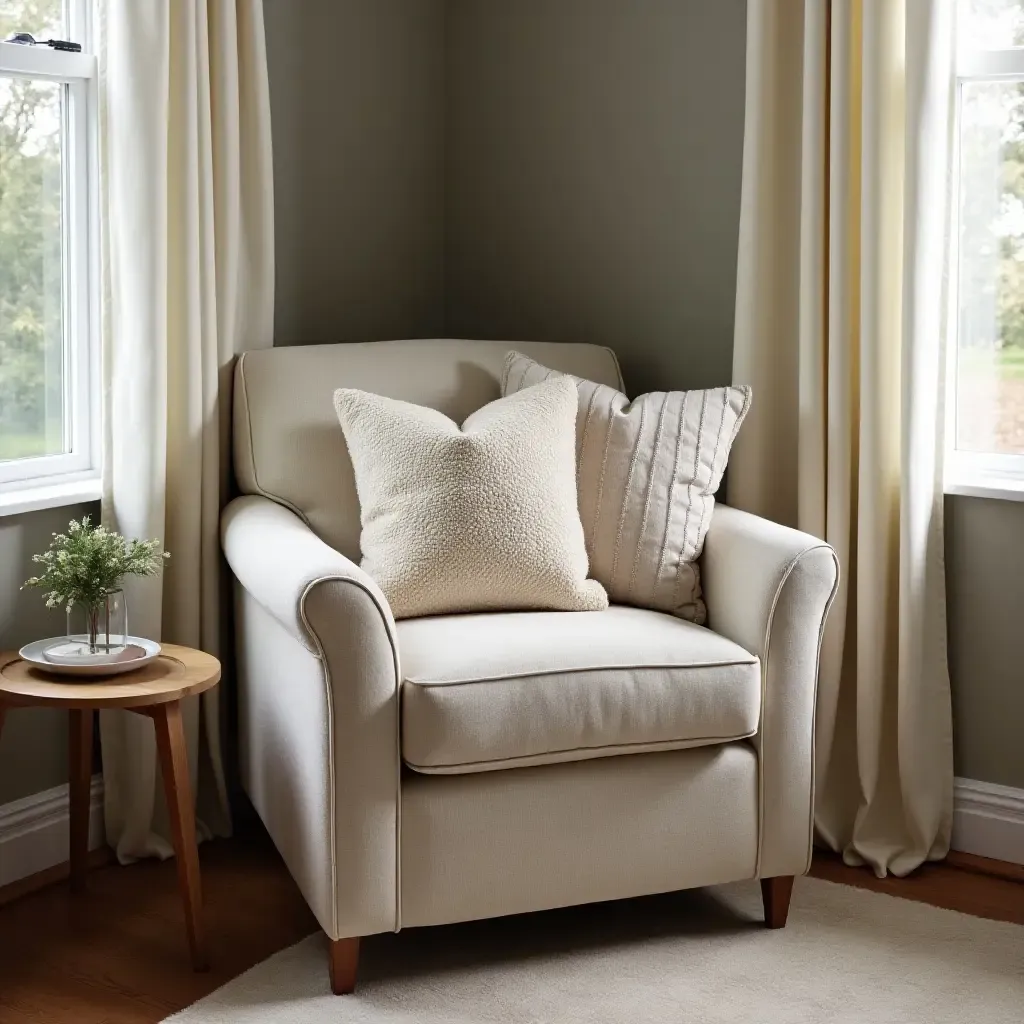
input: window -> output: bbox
[947,0,1024,498]
[0,0,99,514]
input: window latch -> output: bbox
[4,32,82,53]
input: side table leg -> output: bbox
[151,700,209,972]
[68,708,94,893]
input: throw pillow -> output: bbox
[501,351,751,624]
[333,376,609,620]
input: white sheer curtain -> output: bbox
[96,0,274,860]
[730,0,955,877]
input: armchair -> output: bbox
[222,339,838,994]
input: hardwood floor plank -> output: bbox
[809,849,1024,925]
[0,848,113,908]
[0,828,316,1024]
[947,849,1024,884]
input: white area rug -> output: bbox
[168,877,1024,1022]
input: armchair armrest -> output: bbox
[221,494,397,654]
[702,504,839,879]
[221,495,401,939]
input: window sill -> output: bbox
[944,475,1024,503]
[0,477,102,518]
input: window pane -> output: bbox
[0,0,65,41]
[959,0,1024,51]
[0,75,66,462]
[956,79,1024,455]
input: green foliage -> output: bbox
[957,76,1024,355]
[23,516,169,612]
[0,0,64,458]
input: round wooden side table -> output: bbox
[0,644,220,972]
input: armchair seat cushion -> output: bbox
[397,605,760,775]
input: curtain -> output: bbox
[730,0,955,877]
[96,0,274,861]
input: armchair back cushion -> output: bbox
[233,339,623,558]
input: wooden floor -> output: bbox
[0,828,1020,1024]
[812,849,1024,926]
[0,828,315,1024]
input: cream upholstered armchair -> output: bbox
[221,339,838,995]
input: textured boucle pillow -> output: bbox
[333,376,608,620]
[502,351,751,624]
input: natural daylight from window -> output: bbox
[954,0,1024,459]
[0,0,66,462]
[0,0,98,508]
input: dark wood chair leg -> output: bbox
[328,935,360,995]
[68,708,94,893]
[151,701,209,972]
[761,875,795,928]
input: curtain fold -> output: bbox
[731,0,954,877]
[96,0,274,861]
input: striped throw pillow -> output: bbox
[501,351,751,624]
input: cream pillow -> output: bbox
[502,351,751,624]
[333,376,608,620]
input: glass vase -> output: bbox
[56,589,129,662]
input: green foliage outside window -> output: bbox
[0,0,64,461]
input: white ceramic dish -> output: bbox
[18,636,162,678]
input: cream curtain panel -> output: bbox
[96,0,274,860]
[730,0,955,876]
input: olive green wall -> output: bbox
[445,0,747,395]
[265,0,447,344]
[945,496,1024,789]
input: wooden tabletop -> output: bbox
[0,644,220,709]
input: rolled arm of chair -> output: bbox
[702,504,839,879]
[221,494,398,653]
[221,495,401,938]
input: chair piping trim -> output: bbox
[601,344,627,392]
[402,656,759,688]
[753,543,841,879]
[403,729,759,775]
[299,573,403,936]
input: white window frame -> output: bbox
[945,39,1024,502]
[0,5,100,516]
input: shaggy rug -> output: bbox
[168,876,1023,1022]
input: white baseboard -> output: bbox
[952,776,1024,866]
[0,775,105,888]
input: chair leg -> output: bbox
[760,875,795,929]
[328,935,360,995]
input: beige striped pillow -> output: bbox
[501,351,751,624]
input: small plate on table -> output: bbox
[18,637,162,678]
